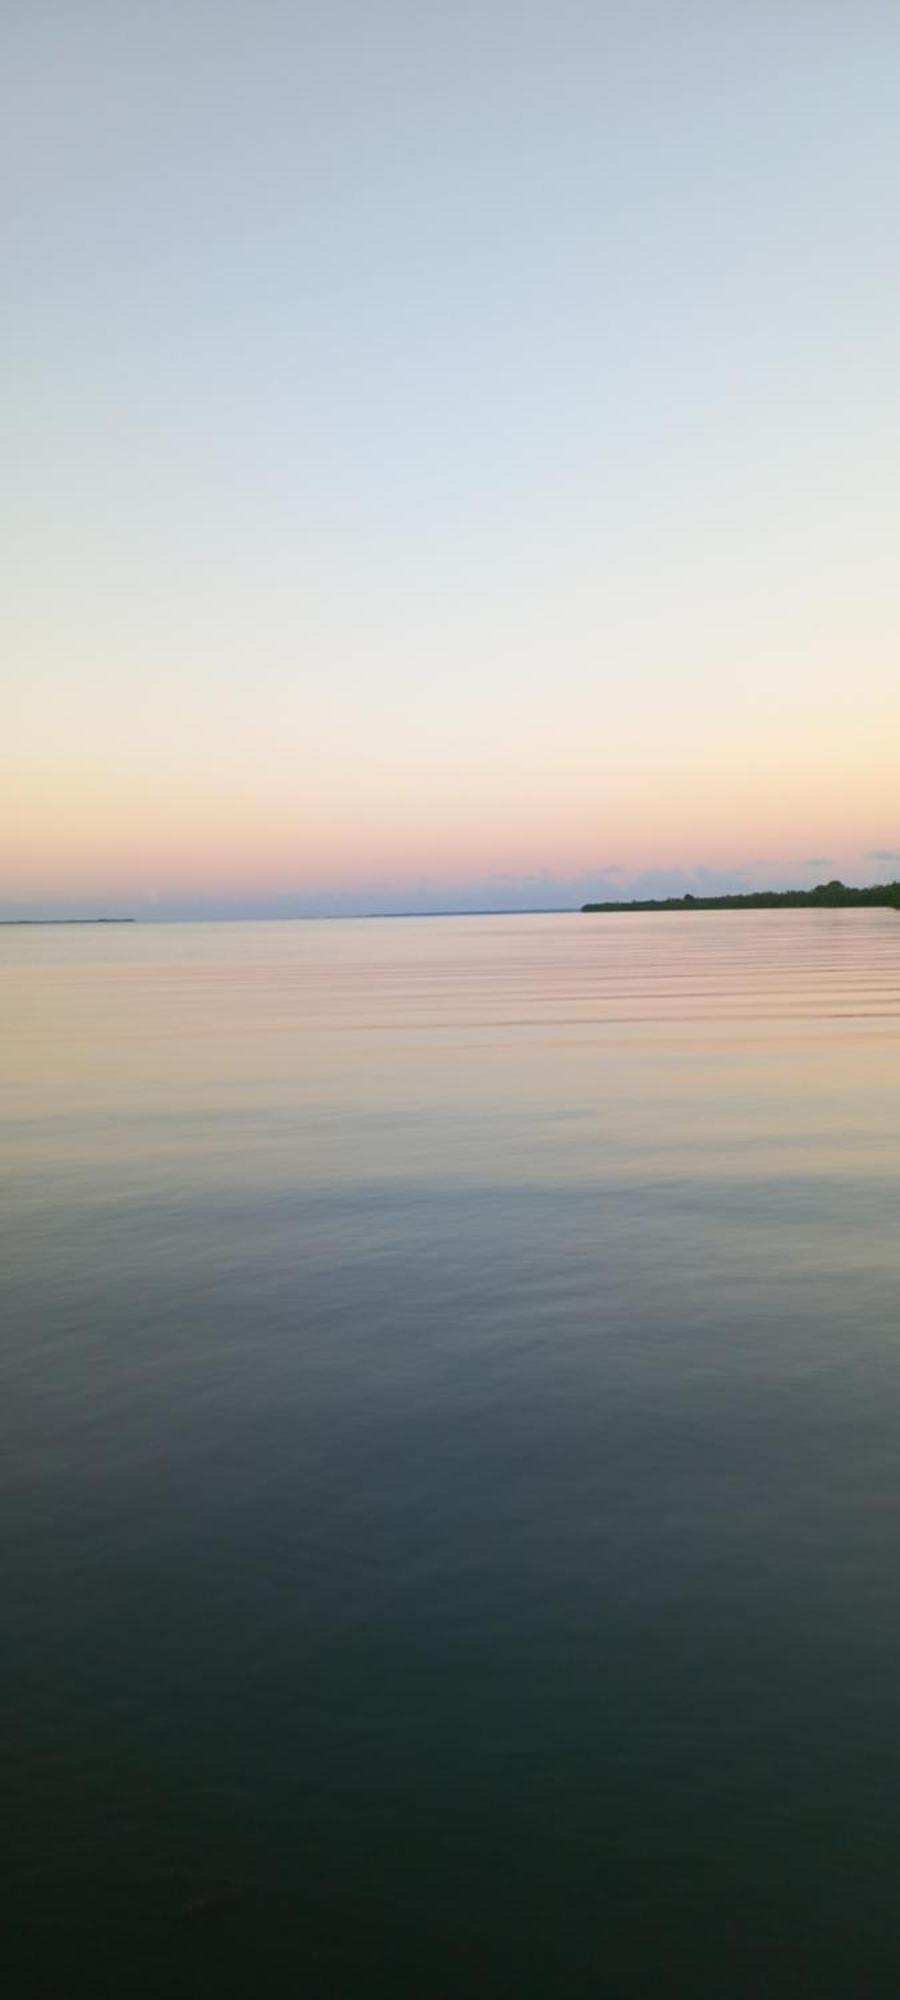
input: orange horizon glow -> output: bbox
[6,6,900,915]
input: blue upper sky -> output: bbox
[5,2,900,916]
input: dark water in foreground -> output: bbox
[4,911,900,1996]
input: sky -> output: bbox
[5,1,900,917]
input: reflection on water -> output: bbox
[3,912,900,1995]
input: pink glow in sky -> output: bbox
[6,3,900,916]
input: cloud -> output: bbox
[866,849,900,863]
[803,856,832,868]
[0,857,850,922]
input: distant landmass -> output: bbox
[0,917,136,927]
[582,879,900,913]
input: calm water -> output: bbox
[4,911,900,1996]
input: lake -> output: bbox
[3,910,900,1995]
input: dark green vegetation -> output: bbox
[583,879,900,912]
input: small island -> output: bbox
[582,879,900,913]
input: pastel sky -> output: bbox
[5,1,900,916]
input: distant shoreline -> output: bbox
[583,880,900,913]
[1,910,571,926]
[0,918,136,927]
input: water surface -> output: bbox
[3,912,900,1994]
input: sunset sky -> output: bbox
[6,2,900,917]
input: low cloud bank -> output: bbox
[8,856,893,922]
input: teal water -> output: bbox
[3,911,900,1995]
